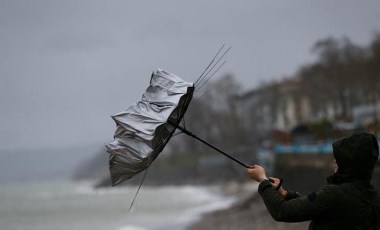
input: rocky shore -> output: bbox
[188,182,309,230]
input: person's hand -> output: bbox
[269,177,288,199]
[246,165,267,182]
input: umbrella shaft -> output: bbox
[172,123,250,168]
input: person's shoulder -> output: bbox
[320,183,341,193]
[321,182,376,204]
[374,189,380,205]
[313,184,345,203]
[324,182,360,192]
[325,182,368,196]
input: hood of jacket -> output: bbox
[328,132,379,184]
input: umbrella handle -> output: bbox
[170,122,276,183]
[171,122,250,168]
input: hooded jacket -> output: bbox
[258,132,380,229]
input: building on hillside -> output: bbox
[275,77,312,131]
[236,74,380,144]
[236,82,279,141]
[353,102,380,129]
[236,77,312,138]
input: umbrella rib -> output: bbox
[177,87,194,129]
[129,168,149,212]
[194,44,225,86]
[195,61,227,94]
[195,46,231,91]
[181,115,186,129]
[180,90,194,129]
[172,131,183,137]
[194,86,215,101]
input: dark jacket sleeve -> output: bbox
[372,194,380,229]
[258,180,338,222]
[284,190,301,201]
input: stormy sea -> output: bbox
[0,181,236,230]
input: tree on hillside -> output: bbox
[298,37,371,121]
[365,33,380,131]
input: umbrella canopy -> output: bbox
[106,46,253,189]
[106,69,194,185]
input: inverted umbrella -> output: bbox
[106,69,194,185]
[106,67,251,186]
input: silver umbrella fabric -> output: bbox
[106,46,252,188]
[106,69,194,185]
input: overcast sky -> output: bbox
[1,0,380,151]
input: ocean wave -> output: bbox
[116,225,147,230]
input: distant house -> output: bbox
[236,74,379,146]
[236,77,312,135]
[353,102,380,128]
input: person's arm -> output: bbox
[284,190,301,201]
[247,165,337,222]
[259,180,338,222]
[247,165,297,200]
[267,177,299,200]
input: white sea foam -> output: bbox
[117,225,147,230]
[120,184,237,230]
[159,188,236,230]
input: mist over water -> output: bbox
[0,146,102,185]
